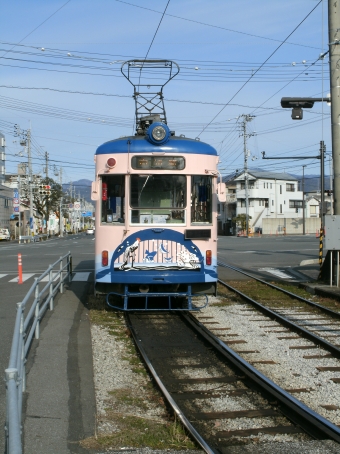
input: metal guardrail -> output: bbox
[4,252,72,454]
[18,234,49,244]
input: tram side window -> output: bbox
[101,175,125,224]
[191,176,212,224]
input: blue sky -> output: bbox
[1,0,330,184]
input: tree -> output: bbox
[33,177,64,226]
[232,214,252,230]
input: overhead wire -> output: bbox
[196,0,323,138]
[113,0,322,51]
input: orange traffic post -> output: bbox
[18,253,23,284]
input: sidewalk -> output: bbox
[23,281,96,454]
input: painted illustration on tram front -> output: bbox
[116,235,201,271]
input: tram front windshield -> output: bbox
[130,175,186,224]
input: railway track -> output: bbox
[126,312,340,452]
[217,261,340,358]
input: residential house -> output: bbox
[219,170,321,235]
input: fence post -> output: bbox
[60,257,64,294]
[49,266,54,310]
[5,367,21,454]
[68,252,72,283]
[34,279,40,339]
[18,303,25,395]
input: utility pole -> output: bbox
[59,167,63,237]
[320,141,326,219]
[45,150,49,234]
[27,129,34,235]
[302,165,306,235]
[45,151,49,178]
[240,114,255,237]
[329,0,340,214]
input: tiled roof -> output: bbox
[223,169,298,183]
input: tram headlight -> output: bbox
[146,122,170,145]
[152,125,166,141]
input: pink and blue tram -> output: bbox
[91,60,226,311]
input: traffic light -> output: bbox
[39,185,51,196]
[291,107,303,120]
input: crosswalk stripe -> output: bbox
[72,272,91,282]
[40,272,67,282]
[258,268,292,279]
[9,273,36,283]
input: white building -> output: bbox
[219,170,320,235]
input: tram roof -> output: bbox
[96,135,218,156]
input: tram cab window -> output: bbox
[130,175,186,224]
[101,175,125,224]
[191,176,212,224]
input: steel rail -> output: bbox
[218,278,340,359]
[183,312,340,443]
[125,314,218,454]
[218,261,340,319]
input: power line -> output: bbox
[113,0,322,51]
[0,0,72,58]
[196,0,323,138]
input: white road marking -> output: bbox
[0,274,8,279]
[258,267,292,279]
[9,273,36,283]
[40,273,66,282]
[72,272,91,281]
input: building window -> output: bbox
[270,183,272,189]
[286,183,295,192]
[289,200,303,208]
[310,205,317,215]
[263,182,265,189]
[240,199,246,207]
[272,200,274,206]
[280,185,282,194]
[280,204,282,214]
[241,182,254,189]
[4,198,9,208]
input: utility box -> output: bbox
[324,215,340,250]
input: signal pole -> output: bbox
[328,0,340,214]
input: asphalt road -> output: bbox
[217,234,320,282]
[0,233,321,452]
[0,232,95,454]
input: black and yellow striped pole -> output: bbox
[318,227,324,279]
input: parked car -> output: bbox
[86,228,94,235]
[0,228,10,241]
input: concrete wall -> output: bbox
[262,217,321,235]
